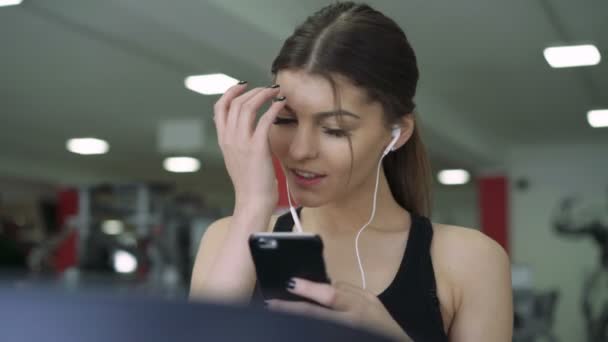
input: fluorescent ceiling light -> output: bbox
[438,169,470,185]
[543,44,601,68]
[587,109,608,128]
[0,0,23,8]
[185,73,239,95]
[66,138,109,155]
[102,220,124,235]
[113,250,137,274]
[163,156,200,173]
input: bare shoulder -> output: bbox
[430,222,511,305]
[431,222,510,273]
[430,223,514,339]
[433,223,508,261]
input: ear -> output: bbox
[392,114,415,151]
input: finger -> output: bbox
[252,95,287,145]
[266,300,345,323]
[234,85,281,140]
[333,280,376,301]
[238,92,285,140]
[285,278,343,310]
[213,81,249,142]
[335,280,383,309]
[226,87,266,138]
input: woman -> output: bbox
[190,2,512,341]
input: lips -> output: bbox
[290,168,326,179]
[289,168,327,187]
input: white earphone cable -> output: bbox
[286,176,304,233]
[354,153,384,289]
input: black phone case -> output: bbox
[249,234,331,302]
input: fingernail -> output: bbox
[273,96,286,102]
[286,278,296,290]
[237,80,248,85]
[267,84,280,89]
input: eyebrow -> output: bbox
[284,104,361,120]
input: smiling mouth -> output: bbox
[290,168,326,179]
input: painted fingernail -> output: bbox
[273,96,286,102]
[237,80,248,85]
[286,279,296,290]
[267,84,280,88]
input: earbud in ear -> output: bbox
[391,127,401,139]
[383,126,401,156]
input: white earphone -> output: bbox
[382,126,401,156]
[285,125,401,289]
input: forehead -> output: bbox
[275,70,371,112]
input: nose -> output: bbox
[288,127,319,161]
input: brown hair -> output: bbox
[271,2,432,216]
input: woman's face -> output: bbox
[269,69,393,207]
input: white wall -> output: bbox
[432,183,479,230]
[508,142,608,341]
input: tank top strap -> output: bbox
[402,213,433,270]
[380,212,447,341]
[272,207,302,232]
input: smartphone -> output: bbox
[249,232,331,302]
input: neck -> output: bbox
[301,167,410,236]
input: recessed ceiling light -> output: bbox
[102,220,124,235]
[0,0,23,8]
[543,44,601,68]
[587,109,608,128]
[184,73,239,95]
[163,156,200,173]
[66,138,109,155]
[438,169,470,185]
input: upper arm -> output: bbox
[447,229,513,342]
[189,216,234,296]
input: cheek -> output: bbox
[327,141,354,171]
[268,127,290,157]
[343,140,382,179]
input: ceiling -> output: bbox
[0,0,606,203]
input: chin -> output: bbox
[290,195,323,208]
[289,173,356,208]
[289,190,330,208]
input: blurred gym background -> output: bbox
[1,1,606,341]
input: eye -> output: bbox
[272,117,297,125]
[323,128,350,138]
[273,117,350,138]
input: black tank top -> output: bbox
[251,207,448,342]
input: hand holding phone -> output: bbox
[249,233,331,302]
